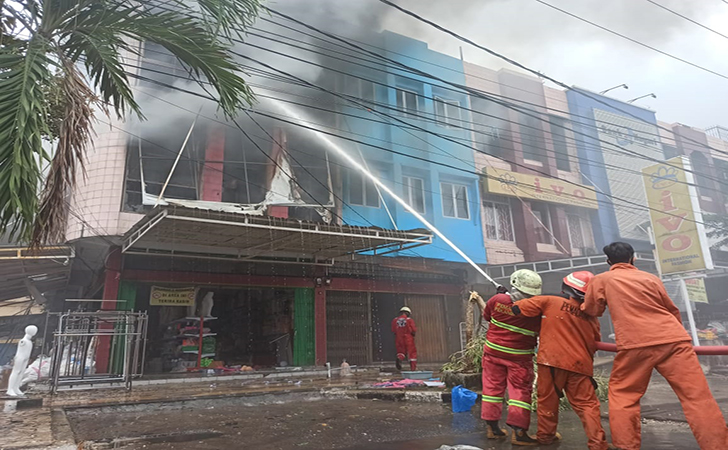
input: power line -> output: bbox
[373,0,728,165]
[532,0,728,80]
[645,0,728,41]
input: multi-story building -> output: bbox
[61,32,486,374]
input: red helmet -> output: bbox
[563,271,595,294]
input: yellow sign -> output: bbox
[150,286,197,306]
[482,167,598,209]
[684,278,708,304]
[642,157,709,275]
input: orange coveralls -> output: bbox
[583,263,728,450]
[515,294,608,450]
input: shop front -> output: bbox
[92,205,466,375]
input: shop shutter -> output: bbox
[403,294,448,363]
[326,291,370,366]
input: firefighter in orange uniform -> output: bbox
[480,269,542,446]
[513,271,609,450]
[392,306,417,371]
[582,242,728,450]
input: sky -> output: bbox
[372,0,728,130]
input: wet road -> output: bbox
[65,393,699,449]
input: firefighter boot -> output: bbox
[485,421,507,439]
[395,358,402,371]
[409,360,417,371]
[511,427,539,446]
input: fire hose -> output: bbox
[596,342,728,355]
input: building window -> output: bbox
[567,214,586,250]
[396,88,419,117]
[434,97,461,127]
[483,200,515,241]
[441,182,470,219]
[471,97,508,159]
[349,170,379,208]
[403,176,426,214]
[530,203,554,244]
[519,108,546,164]
[343,75,376,103]
[549,116,571,172]
[689,152,712,199]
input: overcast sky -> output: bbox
[375,0,728,129]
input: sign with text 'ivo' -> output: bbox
[482,167,598,209]
[642,157,713,275]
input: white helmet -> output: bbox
[510,269,542,297]
[400,306,412,314]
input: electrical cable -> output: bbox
[373,0,728,164]
[645,0,728,41]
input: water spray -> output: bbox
[264,99,500,288]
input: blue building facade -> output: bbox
[566,88,663,251]
[338,32,487,264]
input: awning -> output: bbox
[122,206,432,264]
[0,246,75,302]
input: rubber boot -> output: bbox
[395,358,402,371]
[409,360,417,371]
[485,421,507,439]
[510,427,539,446]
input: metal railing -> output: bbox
[49,311,148,393]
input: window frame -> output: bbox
[349,170,380,208]
[434,96,462,128]
[566,213,587,250]
[483,199,515,242]
[530,203,554,244]
[403,175,426,214]
[440,182,470,220]
[396,88,420,117]
[549,116,571,172]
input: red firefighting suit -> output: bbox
[392,313,417,370]
[481,293,540,430]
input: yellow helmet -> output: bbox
[400,306,412,314]
[510,269,542,296]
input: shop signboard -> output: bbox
[684,277,708,304]
[641,157,713,275]
[482,167,598,209]
[150,286,197,306]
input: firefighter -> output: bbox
[392,306,417,371]
[513,271,609,450]
[481,269,542,446]
[582,242,728,450]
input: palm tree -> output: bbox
[0,0,260,245]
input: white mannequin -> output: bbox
[200,292,214,317]
[7,325,37,397]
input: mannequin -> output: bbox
[200,292,214,317]
[6,325,37,397]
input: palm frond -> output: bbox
[31,59,100,246]
[0,37,53,242]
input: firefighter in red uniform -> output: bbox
[481,269,542,446]
[392,306,417,371]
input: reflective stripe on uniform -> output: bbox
[508,399,533,411]
[490,318,537,337]
[482,394,504,403]
[485,339,535,355]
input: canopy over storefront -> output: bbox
[0,246,74,302]
[122,206,433,265]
